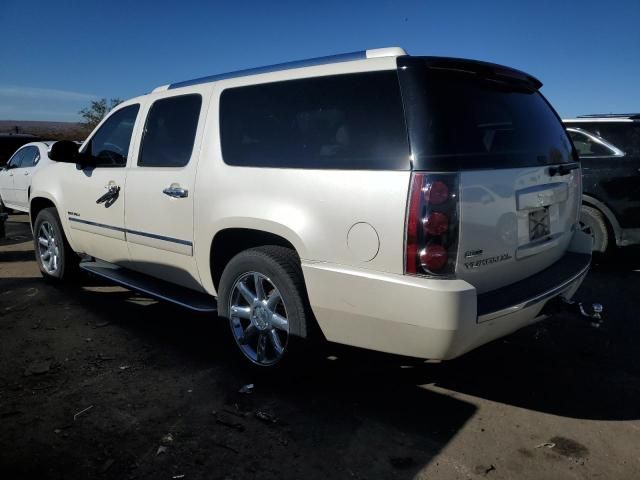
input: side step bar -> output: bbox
[79,260,217,313]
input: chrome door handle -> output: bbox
[163,185,188,198]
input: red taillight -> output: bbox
[423,211,448,236]
[420,244,448,271]
[405,174,424,275]
[405,173,459,276]
[424,180,449,205]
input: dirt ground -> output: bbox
[1,213,639,480]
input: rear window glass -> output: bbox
[398,58,574,170]
[219,71,410,170]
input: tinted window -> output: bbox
[568,131,616,157]
[138,94,202,167]
[7,149,26,168]
[220,71,410,169]
[20,146,39,167]
[398,57,574,170]
[85,105,139,166]
[571,122,640,157]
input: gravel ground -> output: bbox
[1,213,639,479]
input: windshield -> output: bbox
[398,57,575,170]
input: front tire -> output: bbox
[33,207,78,282]
[217,246,314,369]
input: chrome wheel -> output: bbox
[37,221,59,274]
[229,272,289,366]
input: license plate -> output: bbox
[529,207,550,241]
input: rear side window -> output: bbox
[219,71,410,170]
[138,94,202,167]
[568,130,616,157]
[398,57,574,170]
[571,122,640,157]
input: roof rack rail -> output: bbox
[165,47,407,90]
[577,113,640,119]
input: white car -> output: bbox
[29,47,595,369]
[0,141,55,213]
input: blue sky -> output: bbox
[1,0,638,121]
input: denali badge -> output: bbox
[464,253,513,270]
[464,249,483,258]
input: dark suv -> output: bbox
[563,114,640,251]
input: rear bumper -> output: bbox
[476,252,590,323]
[302,237,591,360]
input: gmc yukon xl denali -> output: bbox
[30,47,595,368]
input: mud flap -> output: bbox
[568,229,593,255]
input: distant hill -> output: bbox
[0,120,89,142]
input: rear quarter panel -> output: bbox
[194,164,410,296]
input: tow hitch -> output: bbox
[543,297,604,328]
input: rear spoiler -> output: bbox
[398,56,543,91]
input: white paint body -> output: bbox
[0,142,54,212]
[30,49,590,360]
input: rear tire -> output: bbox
[33,207,79,282]
[217,246,315,370]
[579,205,611,253]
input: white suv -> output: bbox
[30,47,593,368]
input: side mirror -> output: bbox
[48,140,80,163]
[49,141,97,168]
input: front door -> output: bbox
[0,148,24,206]
[12,145,39,210]
[124,93,204,290]
[62,104,141,264]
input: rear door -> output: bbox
[398,57,580,294]
[124,91,205,290]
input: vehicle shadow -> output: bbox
[0,274,477,479]
[10,255,640,424]
[2,260,639,479]
[592,245,640,271]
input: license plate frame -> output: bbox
[529,207,550,241]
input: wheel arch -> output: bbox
[29,194,79,252]
[209,227,302,293]
[30,195,57,227]
[582,194,621,245]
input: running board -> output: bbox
[79,260,217,313]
